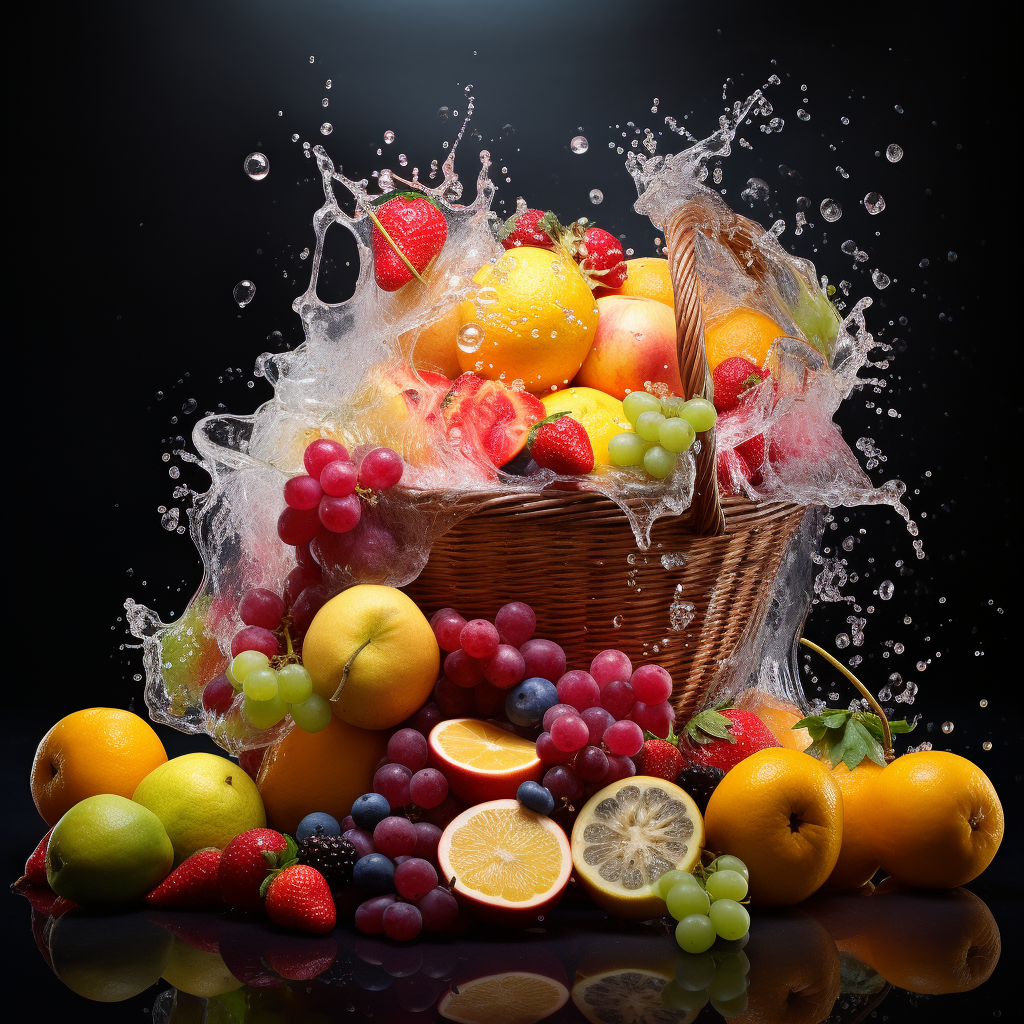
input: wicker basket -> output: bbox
[403,196,810,719]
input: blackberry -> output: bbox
[676,763,725,814]
[297,826,356,889]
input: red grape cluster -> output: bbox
[534,653,676,803]
[277,439,404,546]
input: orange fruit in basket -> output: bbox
[256,715,388,835]
[823,759,884,890]
[398,303,462,378]
[616,257,674,308]
[865,751,1003,889]
[458,246,599,393]
[703,307,785,372]
[31,709,168,827]
[439,971,570,1024]
[437,798,572,926]
[703,748,843,907]
[428,718,543,803]
[738,692,811,752]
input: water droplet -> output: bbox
[886,143,903,163]
[243,152,269,180]
[320,122,333,136]
[437,106,449,121]
[947,251,957,262]
[983,741,992,751]
[589,189,604,205]
[233,280,255,307]
[325,79,332,89]
[383,130,395,144]
[879,580,894,600]
[863,192,886,215]
[871,269,890,290]
[796,109,811,121]
[321,97,329,108]
[894,104,904,113]
[820,199,842,222]
[161,508,180,531]
[291,133,300,143]
[941,721,954,734]
[182,398,197,415]
[299,247,309,260]
[916,660,927,671]
[612,615,623,628]
[836,633,850,649]
[570,135,589,154]
[842,535,855,551]
[457,323,484,353]
[741,177,769,203]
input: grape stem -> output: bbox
[799,637,894,762]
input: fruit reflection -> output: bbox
[160,936,242,998]
[438,971,569,1024]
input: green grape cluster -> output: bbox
[227,651,331,733]
[656,855,751,956]
[608,392,718,479]
[661,945,751,1019]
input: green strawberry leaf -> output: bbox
[369,190,439,209]
[685,709,736,746]
[534,210,564,242]
[822,711,850,730]
[799,708,915,771]
[889,718,918,734]
[258,872,275,901]
[497,211,521,241]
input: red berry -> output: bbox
[556,670,601,712]
[319,493,361,533]
[277,505,320,546]
[373,816,417,858]
[284,475,323,511]
[230,626,280,659]
[304,439,348,479]
[494,601,536,646]
[536,730,574,765]
[630,665,673,705]
[600,679,635,720]
[591,649,633,688]
[520,639,566,682]
[482,645,526,689]
[460,619,500,659]
[202,674,235,717]
[580,227,627,290]
[550,713,589,753]
[417,886,459,931]
[631,700,675,738]
[238,589,285,630]
[320,460,358,497]
[394,858,438,900]
[431,608,468,652]
[444,649,485,688]
[433,676,475,718]
[604,720,644,757]
[500,208,557,250]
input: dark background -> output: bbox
[7,1,1019,1019]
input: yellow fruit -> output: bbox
[572,969,687,1024]
[617,257,674,308]
[161,938,242,998]
[458,246,598,393]
[31,708,168,827]
[824,759,884,889]
[132,752,266,863]
[257,714,388,835]
[704,748,843,907]
[738,693,811,752]
[46,794,174,906]
[303,584,440,731]
[439,971,570,1024]
[703,307,785,372]
[540,387,631,467]
[571,776,704,920]
[865,751,1003,888]
[399,303,462,378]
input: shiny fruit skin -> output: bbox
[540,387,631,468]
[865,751,1003,889]
[31,708,168,827]
[616,256,674,307]
[703,307,783,372]
[823,759,883,889]
[398,303,463,378]
[704,748,843,907]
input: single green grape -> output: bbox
[709,967,749,1004]
[675,914,717,954]
[635,411,666,442]
[711,855,749,882]
[710,989,749,1019]
[608,431,648,467]
[709,899,750,942]
[243,693,289,730]
[656,869,700,900]
[226,662,243,691]
[680,397,718,432]
[660,980,709,1014]
[231,650,270,683]
[659,416,696,453]
[666,882,711,921]
[643,444,677,479]
[290,693,332,733]
[242,668,279,702]
[674,951,717,991]
[706,869,748,902]
[277,663,313,704]
[623,391,663,425]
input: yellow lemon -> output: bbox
[541,387,632,467]
[618,257,674,308]
[458,246,598,393]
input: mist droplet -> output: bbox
[233,280,255,307]
[941,721,954,734]
[570,135,589,154]
[879,580,894,600]
[320,122,333,136]
[983,741,992,751]
[161,508,180,531]
[589,189,604,205]
[886,144,903,163]
[871,269,890,290]
[299,247,309,260]
[321,97,329,108]
[383,130,395,144]
[437,106,449,121]
[291,134,300,143]
[457,323,484,353]
[820,199,842,222]
[863,192,886,215]
[243,152,269,180]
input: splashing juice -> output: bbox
[127,86,913,750]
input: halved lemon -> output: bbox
[571,776,704,920]
[437,799,572,926]
[438,970,570,1024]
[428,718,543,803]
[573,968,696,1024]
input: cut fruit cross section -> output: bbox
[438,971,570,1024]
[438,799,571,926]
[572,969,688,1024]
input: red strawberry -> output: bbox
[370,193,447,292]
[683,707,779,771]
[529,414,595,475]
[712,357,768,414]
[145,848,224,907]
[717,447,752,495]
[218,828,292,912]
[580,227,627,291]
[638,736,684,782]
[18,828,53,888]
[716,408,766,489]
[499,207,557,250]
[262,864,336,935]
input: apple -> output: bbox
[574,295,682,400]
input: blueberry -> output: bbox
[505,677,560,727]
[295,811,342,843]
[517,781,556,816]
[353,852,396,895]
[351,792,391,831]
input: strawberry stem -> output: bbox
[360,200,427,286]
[799,637,894,762]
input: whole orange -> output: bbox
[704,748,843,907]
[823,759,884,889]
[256,714,388,835]
[737,691,811,752]
[617,257,674,308]
[703,307,784,372]
[31,708,168,827]
[866,751,1003,888]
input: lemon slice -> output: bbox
[572,968,696,1024]
[571,776,704,920]
[439,971,569,1024]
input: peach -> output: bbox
[574,295,681,400]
